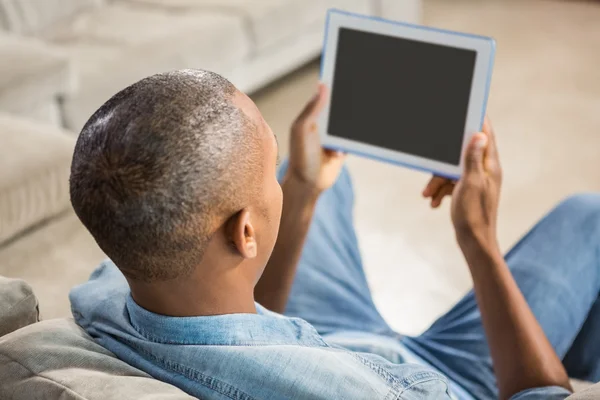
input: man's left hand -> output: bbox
[422,118,498,209]
[287,83,346,194]
[422,175,456,208]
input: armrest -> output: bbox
[0,276,38,337]
[0,114,75,244]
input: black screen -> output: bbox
[328,28,477,165]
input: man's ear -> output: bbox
[227,208,257,259]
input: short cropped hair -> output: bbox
[70,70,261,282]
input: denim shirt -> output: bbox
[70,261,453,400]
[70,261,572,400]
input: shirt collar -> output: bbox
[126,295,327,347]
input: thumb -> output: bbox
[298,84,328,122]
[464,133,488,175]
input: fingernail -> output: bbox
[475,135,488,149]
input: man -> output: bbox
[70,70,600,400]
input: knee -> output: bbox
[328,164,354,204]
[277,159,354,207]
[551,193,600,227]
[557,193,600,213]
[0,277,39,336]
[276,159,289,183]
[277,159,352,195]
[336,164,352,186]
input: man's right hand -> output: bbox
[445,118,572,399]
[451,117,503,251]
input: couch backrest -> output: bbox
[0,276,194,399]
[0,318,197,400]
[0,276,38,337]
[568,383,600,400]
[0,0,103,35]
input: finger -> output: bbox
[431,183,454,208]
[324,148,346,157]
[323,149,347,163]
[297,83,328,123]
[464,133,488,176]
[483,116,496,148]
[322,151,347,173]
[323,150,347,164]
[431,184,452,208]
[483,116,499,169]
[422,176,450,197]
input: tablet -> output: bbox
[319,9,496,179]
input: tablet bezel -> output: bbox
[318,9,496,179]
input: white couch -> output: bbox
[0,0,421,132]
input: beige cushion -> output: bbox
[0,0,102,35]
[0,318,195,400]
[568,382,600,399]
[0,277,38,337]
[125,0,372,53]
[0,114,75,244]
[49,3,249,131]
[0,34,73,119]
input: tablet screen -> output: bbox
[328,27,477,165]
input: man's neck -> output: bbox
[128,274,257,317]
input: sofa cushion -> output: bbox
[568,382,600,399]
[0,318,196,400]
[0,277,38,337]
[49,3,249,131]
[0,114,75,244]
[124,0,372,54]
[0,34,73,119]
[0,0,102,35]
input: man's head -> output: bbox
[70,70,282,288]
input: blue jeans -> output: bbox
[278,162,600,400]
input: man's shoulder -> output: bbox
[204,304,452,399]
[151,337,449,399]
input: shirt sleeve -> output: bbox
[509,386,572,400]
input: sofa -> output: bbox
[0,276,597,399]
[0,277,195,399]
